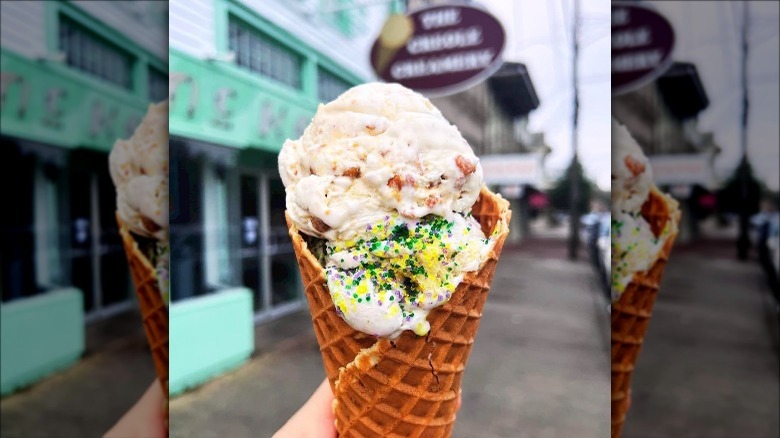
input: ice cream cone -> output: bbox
[611,187,680,438]
[117,212,169,400]
[287,187,510,436]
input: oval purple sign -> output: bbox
[370,5,505,97]
[612,2,675,96]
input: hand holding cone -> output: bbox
[287,187,510,436]
[117,213,170,400]
[611,187,681,438]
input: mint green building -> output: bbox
[167,0,388,395]
[1,1,167,396]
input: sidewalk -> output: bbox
[170,244,611,438]
[622,247,780,438]
[0,310,156,438]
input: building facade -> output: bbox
[432,61,549,242]
[613,62,720,242]
[0,1,167,395]
[167,0,388,394]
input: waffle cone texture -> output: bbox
[611,187,681,438]
[117,212,169,400]
[287,187,511,437]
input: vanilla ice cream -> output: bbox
[281,83,497,338]
[110,101,169,301]
[611,119,676,301]
[110,101,169,240]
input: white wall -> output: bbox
[73,1,168,60]
[0,2,47,58]
[169,0,217,59]
[169,0,385,81]
[0,1,167,61]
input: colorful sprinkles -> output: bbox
[322,212,492,338]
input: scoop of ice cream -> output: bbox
[610,118,674,301]
[109,101,169,240]
[281,83,497,338]
[279,82,483,241]
[612,118,653,216]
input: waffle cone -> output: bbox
[117,212,169,400]
[611,187,681,438]
[287,187,511,437]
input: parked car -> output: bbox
[765,215,780,307]
[597,216,611,291]
[752,211,780,306]
[582,212,611,300]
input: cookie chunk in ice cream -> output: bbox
[280,83,498,338]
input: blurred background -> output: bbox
[0,1,167,437]
[167,0,610,437]
[612,1,779,437]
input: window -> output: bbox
[203,163,231,288]
[317,68,351,103]
[2,140,38,302]
[58,15,135,90]
[228,16,302,90]
[148,67,168,102]
[170,139,206,301]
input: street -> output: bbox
[0,311,157,438]
[622,243,780,438]
[170,239,611,438]
[4,238,776,438]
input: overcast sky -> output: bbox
[648,1,780,191]
[480,0,611,191]
[478,0,779,192]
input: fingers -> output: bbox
[273,378,337,438]
[104,379,167,438]
[305,378,335,424]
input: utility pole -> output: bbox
[567,0,581,260]
[736,1,751,261]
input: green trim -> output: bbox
[220,0,365,87]
[214,0,231,55]
[169,288,254,397]
[50,2,166,69]
[169,2,373,150]
[43,1,167,99]
[1,289,85,396]
[169,48,317,151]
[44,2,59,54]
[1,48,150,151]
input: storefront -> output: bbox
[168,0,382,394]
[0,1,166,395]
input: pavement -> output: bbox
[621,245,780,438]
[169,240,612,438]
[7,235,775,438]
[0,310,156,438]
